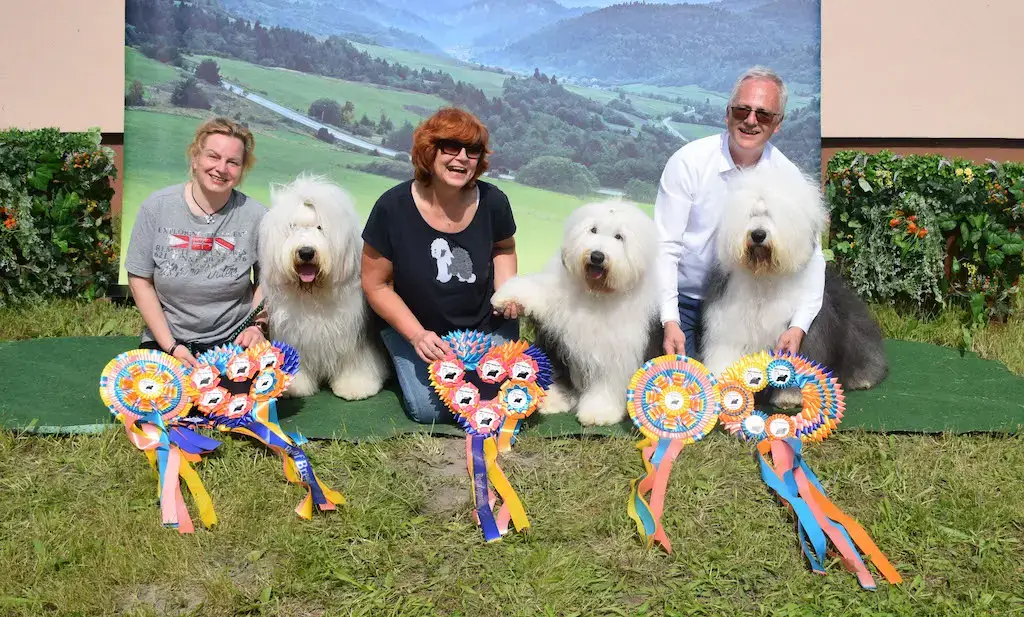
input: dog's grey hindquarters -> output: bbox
[800,268,889,390]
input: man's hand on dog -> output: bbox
[662,321,687,356]
[776,326,805,355]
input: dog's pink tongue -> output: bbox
[297,264,317,282]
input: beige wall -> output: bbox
[821,0,1021,139]
[0,0,124,132]
[0,0,1020,140]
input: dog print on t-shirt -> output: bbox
[430,237,477,284]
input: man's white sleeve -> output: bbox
[789,238,825,333]
[654,155,693,326]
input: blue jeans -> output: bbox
[678,295,703,359]
[380,319,521,425]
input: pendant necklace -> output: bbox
[190,182,216,224]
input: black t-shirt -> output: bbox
[362,179,517,336]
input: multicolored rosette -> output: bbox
[442,329,493,370]
[717,350,901,590]
[427,330,551,542]
[184,341,346,520]
[98,349,220,534]
[624,354,720,553]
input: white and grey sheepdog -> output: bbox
[257,174,389,399]
[491,199,660,426]
[699,165,888,405]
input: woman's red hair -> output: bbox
[411,107,491,185]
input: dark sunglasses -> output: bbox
[436,139,484,159]
[729,105,780,124]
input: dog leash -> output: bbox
[180,299,266,357]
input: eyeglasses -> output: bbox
[729,105,780,124]
[436,139,484,159]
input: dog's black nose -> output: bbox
[750,229,767,244]
[590,250,605,265]
[297,247,315,262]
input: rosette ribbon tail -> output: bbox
[496,416,521,453]
[483,434,529,532]
[123,416,216,533]
[235,405,345,519]
[776,438,902,588]
[627,437,659,547]
[465,434,502,542]
[756,439,828,574]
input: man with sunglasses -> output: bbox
[654,66,825,360]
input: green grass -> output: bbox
[2,298,1024,615]
[564,85,698,119]
[666,120,721,141]
[121,109,589,284]
[190,54,449,129]
[124,47,183,88]
[1,300,1024,615]
[347,42,512,98]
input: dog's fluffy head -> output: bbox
[716,166,826,276]
[559,199,657,294]
[258,174,361,294]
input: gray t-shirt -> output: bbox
[125,183,267,346]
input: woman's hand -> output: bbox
[410,330,452,363]
[495,301,523,320]
[235,324,267,348]
[171,344,199,368]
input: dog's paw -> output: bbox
[285,370,319,398]
[769,387,803,410]
[329,371,382,400]
[575,395,626,427]
[538,383,576,414]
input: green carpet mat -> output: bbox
[1,336,1022,439]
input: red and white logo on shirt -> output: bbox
[168,234,236,252]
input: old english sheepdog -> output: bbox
[258,174,389,399]
[491,200,660,426]
[699,166,888,406]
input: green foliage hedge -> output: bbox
[825,150,1024,341]
[0,127,119,306]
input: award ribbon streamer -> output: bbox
[431,330,550,542]
[233,402,345,519]
[719,350,901,589]
[99,349,218,534]
[625,355,720,553]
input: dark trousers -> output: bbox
[678,295,703,359]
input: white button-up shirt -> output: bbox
[654,132,825,332]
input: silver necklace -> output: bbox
[190,182,216,224]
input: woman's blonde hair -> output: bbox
[186,116,257,182]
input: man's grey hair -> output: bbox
[727,66,788,118]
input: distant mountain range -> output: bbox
[214,0,820,91]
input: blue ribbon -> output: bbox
[757,440,827,573]
[471,435,501,542]
[169,426,221,455]
[788,438,874,587]
[241,420,330,509]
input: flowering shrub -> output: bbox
[0,127,119,306]
[825,150,1024,342]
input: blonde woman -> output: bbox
[125,117,268,366]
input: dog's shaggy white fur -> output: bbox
[699,165,888,405]
[258,174,389,399]
[491,200,660,426]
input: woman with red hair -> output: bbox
[361,107,520,424]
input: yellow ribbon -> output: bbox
[483,436,529,532]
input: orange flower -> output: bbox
[908,215,917,222]
[3,218,16,230]
[917,228,928,238]
[890,218,900,227]
[906,222,918,233]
